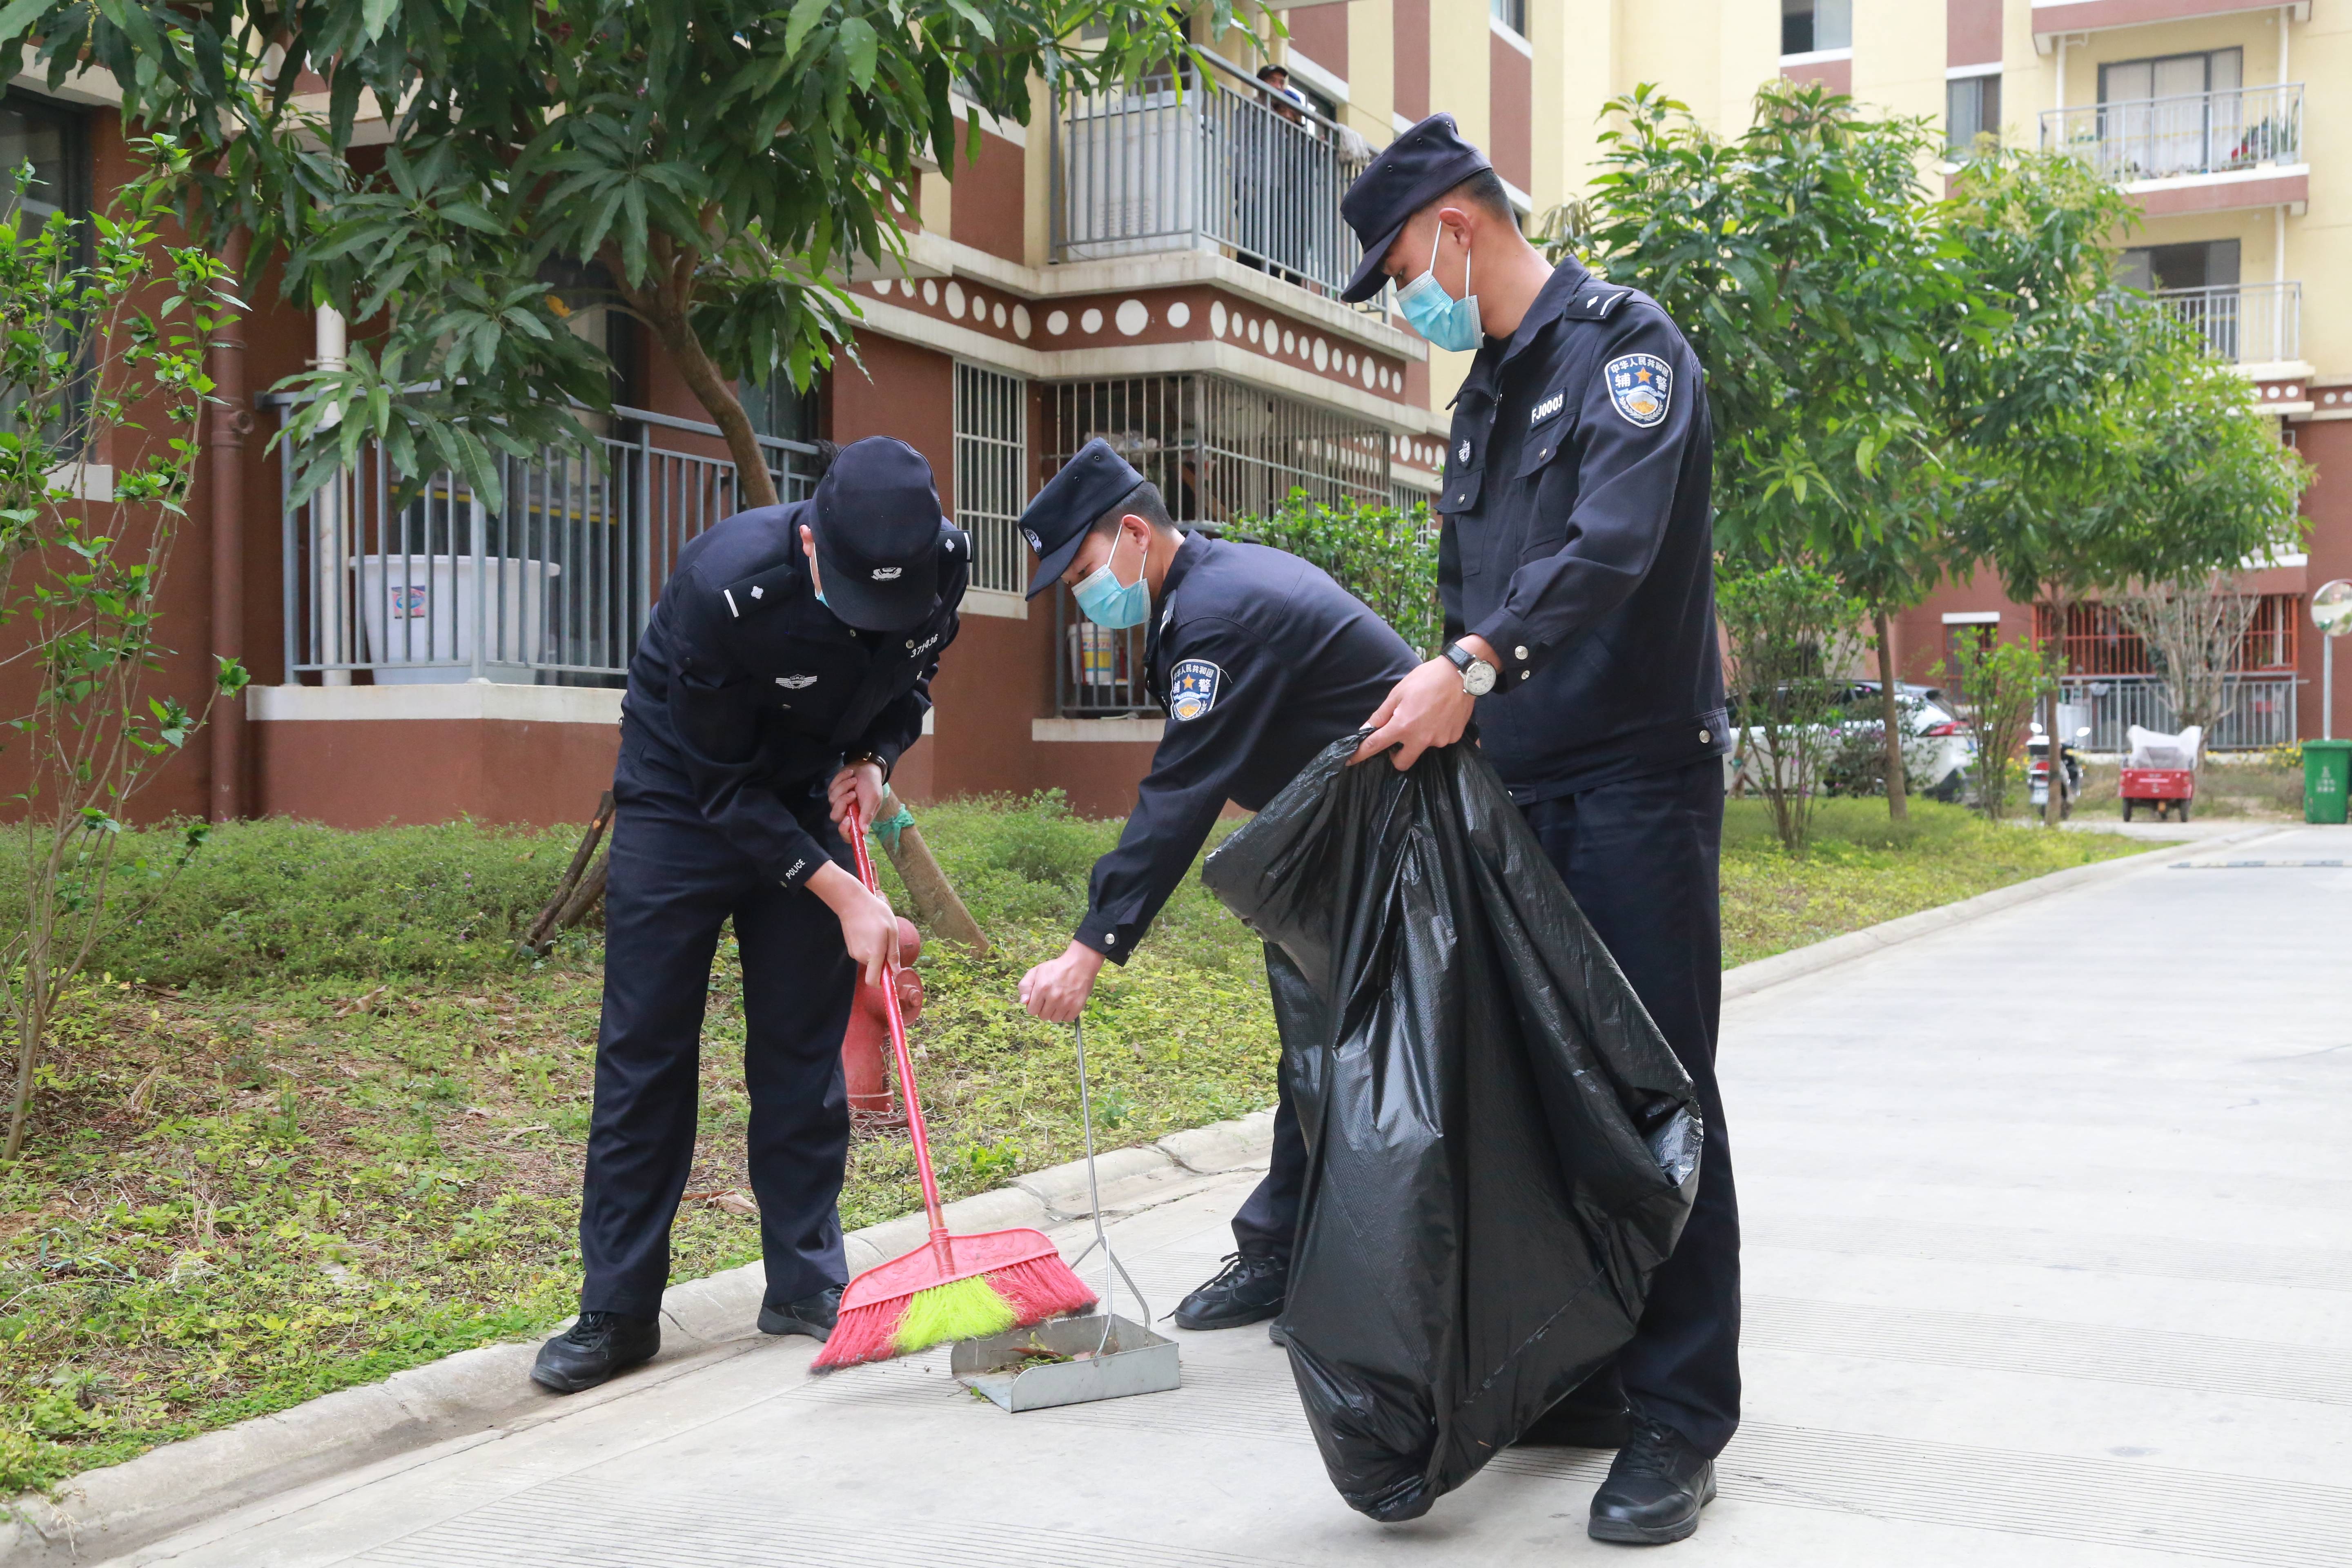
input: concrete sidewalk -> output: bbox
[105,826,2352,1566]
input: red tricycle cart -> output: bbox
[2120,724,2201,823]
[2120,766,2194,822]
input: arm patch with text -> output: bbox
[1604,353,1673,428]
[1168,659,1223,722]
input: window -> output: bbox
[2117,238,2240,294]
[1947,73,2002,154]
[2099,48,2240,106]
[742,375,820,447]
[0,90,86,236]
[1490,0,1526,39]
[1781,0,1850,55]
[954,363,1028,595]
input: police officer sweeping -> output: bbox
[1011,439,1417,1331]
[1334,114,1740,1546]
[532,436,969,1394]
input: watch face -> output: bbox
[1463,659,1496,696]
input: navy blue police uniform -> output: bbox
[1018,441,1417,1263]
[1340,116,1741,1461]
[580,438,967,1323]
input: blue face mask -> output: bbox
[1394,226,1480,352]
[1072,526,1149,629]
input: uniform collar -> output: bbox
[1449,255,1599,406]
[1144,531,1210,679]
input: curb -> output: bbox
[1719,823,2288,1004]
[0,1111,1275,1566]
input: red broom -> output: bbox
[811,802,1096,1370]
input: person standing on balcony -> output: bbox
[1334,115,1738,1546]
[1011,438,1419,1330]
[532,437,969,1394]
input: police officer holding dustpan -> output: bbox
[1335,115,1741,1546]
[1010,439,1419,1315]
[532,436,969,1394]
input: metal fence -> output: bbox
[2156,281,2301,365]
[2040,82,2303,183]
[1043,372,1394,716]
[1052,50,1374,300]
[279,403,826,684]
[2062,674,2299,753]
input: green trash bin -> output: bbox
[2306,740,2352,825]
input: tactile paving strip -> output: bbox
[1745,1294,2352,1405]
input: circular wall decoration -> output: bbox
[1210,301,1227,338]
[1046,310,1070,336]
[1167,301,1192,329]
[1013,304,1032,340]
[1361,359,1376,388]
[1282,329,1296,354]
[900,279,916,297]
[993,302,1008,329]
[871,279,893,296]
[1081,307,1105,334]
[1313,339,1329,371]
[1248,318,1261,344]
[944,281,967,318]
[922,280,938,306]
[1115,299,1150,336]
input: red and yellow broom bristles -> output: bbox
[811,805,1095,1372]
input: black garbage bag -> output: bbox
[1202,734,1702,1523]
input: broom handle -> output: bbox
[845,803,953,1268]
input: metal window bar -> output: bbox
[2034,595,2301,680]
[953,362,1030,595]
[2062,674,2298,752]
[1041,372,1392,717]
[2040,82,2303,183]
[277,401,824,684]
[2153,281,2301,365]
[1051,49,1379,303]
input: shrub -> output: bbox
[1227,490,1441,656]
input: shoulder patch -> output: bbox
[1565,287,1629,321]
[1168,658,1223,723]
[1603,353,1673,429]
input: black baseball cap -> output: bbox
[1018,438,1147,600]
[1339,113,1494,303]
[810,436,945,631]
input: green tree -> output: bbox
[1717,562,1866,854]
[1228,490,1441,656]
[0,143,248,1156]
[1543,82,1990,822]
[1942,147,2308,822]
[5,0,1227,509]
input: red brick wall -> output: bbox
[1947,0,2003,66]
[948,129,1026,265]
[1394,0,1430,121]
[2296,420,2352,742]
[1488,31,1532,194]
[1782,56,1853,95]
[1285,2,1350,80]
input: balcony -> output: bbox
[1050,51,1374,302]
[277,403,826,684]
[2040,82,2303,188]
[2155,280,2301,367]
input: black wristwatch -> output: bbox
[846,748,891,782]
[1443,641,1497,697]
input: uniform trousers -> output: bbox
[577,751,858,1320]
[1227,756,1741,1458]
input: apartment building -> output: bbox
[4,0,2340,830]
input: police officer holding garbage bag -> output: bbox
[1332,115,1739,1546]
[532,437,969,1395]
[1010,438,1418,1331]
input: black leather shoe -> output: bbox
[1172,1250,1287,1331]
[530,1311,660,1394]
[758,1286,842,1341]
[1588,1418,1717,1545]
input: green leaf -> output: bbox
[784,0,830,58]
[838,17,879,90]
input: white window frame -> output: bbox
[953,361,1030,605]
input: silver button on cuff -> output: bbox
[1513,645,1529,661]
[1103,933,1117,946]
[1520,670,1530,681]
[1699,728,1712,744]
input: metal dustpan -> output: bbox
[952,1313,1178,1411]
[953,1019,1179,1413]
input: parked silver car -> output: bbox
[1725,681,1977,803]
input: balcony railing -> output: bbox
[2061,674,2297,751]
[277,403,826,684]
[2154,281,2301,365]
[1051,50,1375,300]
[2040,82,2303,184]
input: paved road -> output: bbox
[114,827,2352,1567]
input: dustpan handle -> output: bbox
[845,803,951,1259]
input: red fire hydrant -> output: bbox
[842,917,922,1131]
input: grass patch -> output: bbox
[0,788,2146,1492]
[2074,756,2303,821]
[1720,796,2148,967]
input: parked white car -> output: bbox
[1724,681,1977,803]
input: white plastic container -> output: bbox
[351,555,561,684]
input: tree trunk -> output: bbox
[625,241,778,510]
[879,789,990,955]
[1874,607,1909,823]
